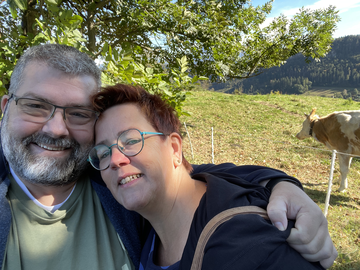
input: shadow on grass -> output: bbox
[333,256,360,270]
[304,183,325,187]
[303,187,358,208]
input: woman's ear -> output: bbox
[169,132,183,168]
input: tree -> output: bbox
[342,89,348,98]
[1,1,208,116]
[353,88,358,96]
[0,0,340,104]
[2,1,341,71]
[334,92,343,99]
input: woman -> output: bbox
[88,84,324,270]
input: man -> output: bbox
[0,44,336,270]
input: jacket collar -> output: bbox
[0,129,10,182]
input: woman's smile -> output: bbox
[118,173,143,185]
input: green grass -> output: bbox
[180,91,360,269]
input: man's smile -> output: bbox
[37,143,68,151]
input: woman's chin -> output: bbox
[120,197,149,213]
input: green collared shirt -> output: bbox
[3,175,134,270]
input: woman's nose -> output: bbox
[109,147,131,169]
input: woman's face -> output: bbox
[95,103,180,212]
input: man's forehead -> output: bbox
[23,62,97,86]
[17,64,98,106]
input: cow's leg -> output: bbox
[337,154,352,192]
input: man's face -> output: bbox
[0,63,98,186]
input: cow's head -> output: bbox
[296,108,319,140]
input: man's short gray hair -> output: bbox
[8,44,101,94]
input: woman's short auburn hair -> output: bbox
[91,83,192,172]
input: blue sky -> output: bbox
[251,0,360,38]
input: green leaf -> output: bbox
[102,42,109,56]
[46,0,61,5]
[12,0,27,11]
[145,67,154,75]
[113,49,119,61]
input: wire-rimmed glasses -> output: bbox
[88,128,164,170]
[9,94,99,129]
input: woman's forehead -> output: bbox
[94,104,151,141]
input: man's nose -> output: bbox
[41,109,70,137]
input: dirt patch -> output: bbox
[256,101,299,116]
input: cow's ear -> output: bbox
[310,108,317,117]
[304,113,309,117]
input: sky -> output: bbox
[251,0,360,38]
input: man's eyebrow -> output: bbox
[20,93,93,108]
[19,93,47,101]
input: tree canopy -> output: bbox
[0,0,340,112]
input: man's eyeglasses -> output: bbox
[88,128,164,171]
[9,94,99,129]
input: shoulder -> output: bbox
[0,144,10,185]
[193,172,270,217]
[191,163,298,185]
[202,214,287,269]
[191,163,237,174]
[185,215,323,270]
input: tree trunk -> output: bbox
[22,0,38,36]
[87,6,96,53]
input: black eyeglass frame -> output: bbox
[88,128,165,171]
[8,94,100,125]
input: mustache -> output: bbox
[21,133,80,149]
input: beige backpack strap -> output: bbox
[190,206,269,270]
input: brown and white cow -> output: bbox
[296,108,360,192]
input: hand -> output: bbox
[267,181,338,269]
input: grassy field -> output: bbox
[180,91,360,270]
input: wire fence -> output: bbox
[183,123,360,217]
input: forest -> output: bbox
[211,35,360,98]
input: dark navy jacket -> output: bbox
[179,172,323,270]
[0,142,302,269]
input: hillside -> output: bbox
[180,91,360,270]
[210,35,360,98]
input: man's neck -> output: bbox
[10,167,77,206]
[22,180,76,206]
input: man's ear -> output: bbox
[1,95,10,114]
[169,132,183,167]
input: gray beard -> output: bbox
[1,113,92,187]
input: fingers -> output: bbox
[289,231,337,269]
[267,199,288,231]
[268,181,338,268]
[320,246,338,269]
[286,207,324,247]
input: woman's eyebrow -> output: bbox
[94,139,108,146]
[95,129,131,146]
